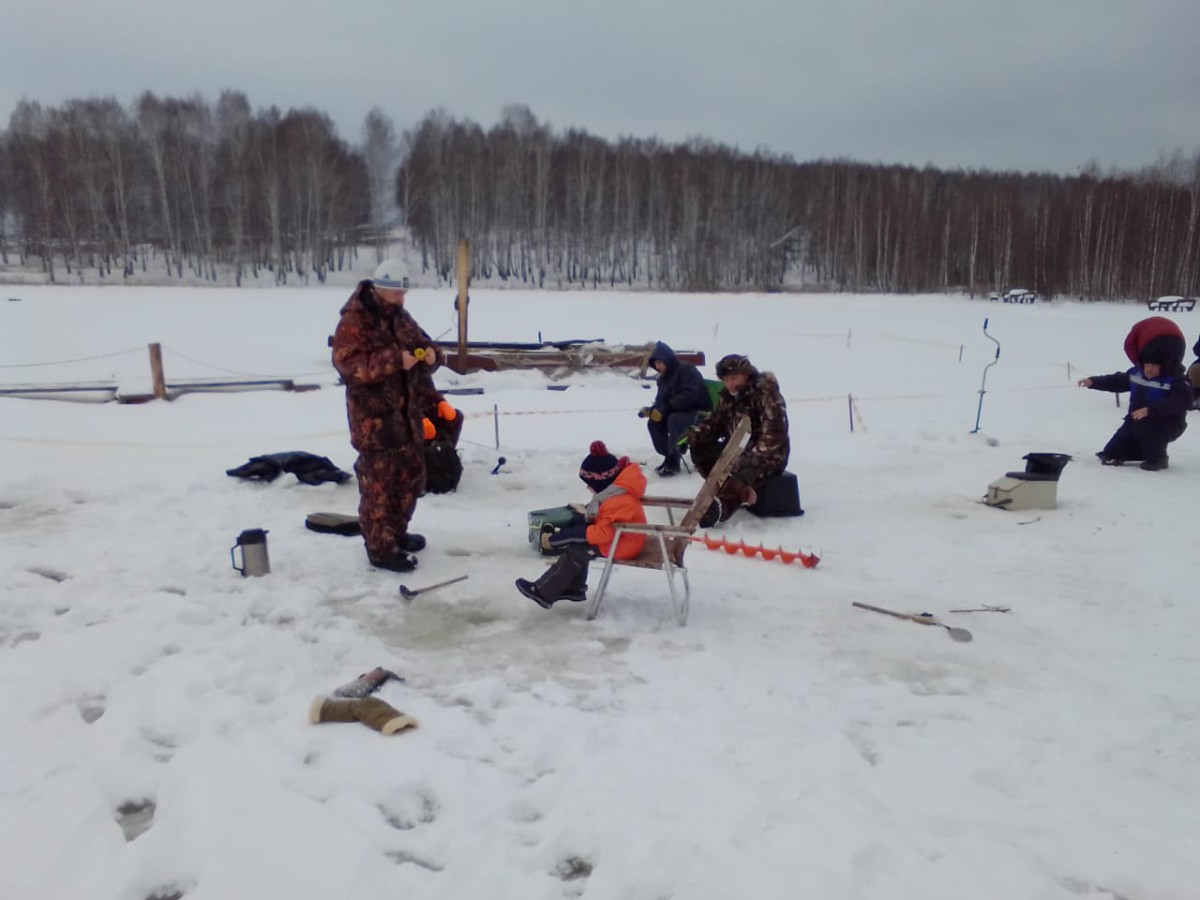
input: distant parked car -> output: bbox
[1147,296,1196,312]
[990,288,1038,304]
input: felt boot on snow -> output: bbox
[309,696,417,735]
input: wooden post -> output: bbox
[456,239,470,371]
[148,342,167,400]
[637,341,656,379]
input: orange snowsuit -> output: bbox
[585,463,648,559]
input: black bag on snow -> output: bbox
[423,438,463,494]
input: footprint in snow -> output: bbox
[78,695,106,724]
[115,798,156,842]
[377,784,439,830]
[28,567,69,583]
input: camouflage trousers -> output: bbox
[355,448,426,562]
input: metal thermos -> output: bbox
[231,528,270,577]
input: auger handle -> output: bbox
[853,601,916,621]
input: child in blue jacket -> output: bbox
[1078,322,1192,470]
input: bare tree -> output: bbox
[362,107,398,262]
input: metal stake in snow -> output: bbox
[971,318,1001,434]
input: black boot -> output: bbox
[655,456,681,477]
[401,533,426,552]
[516,578,554,609]
[530,544,593,603]
[369,551,419,573]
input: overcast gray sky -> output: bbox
[3,0,1198,174]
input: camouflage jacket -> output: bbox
[691,371,790,474]
[331,281,441,451]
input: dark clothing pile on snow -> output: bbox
[226,452,352,485]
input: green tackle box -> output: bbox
[527,505,578,555]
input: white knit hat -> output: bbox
[372,258,410,290]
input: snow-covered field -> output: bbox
[1,286,1197,900]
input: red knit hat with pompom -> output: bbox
[578,440,628,490]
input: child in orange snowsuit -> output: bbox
[516,441,647,609]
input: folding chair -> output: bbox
[586,416,751,625]
[677,380,724,474]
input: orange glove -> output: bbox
[422,417,436,440]
[436,400,457,421]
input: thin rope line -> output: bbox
[162,345,333,379]
[0,346,144,368]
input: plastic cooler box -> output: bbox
[527,505,577,555]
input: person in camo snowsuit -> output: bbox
[332,259,438,572]
[688,353,790,524]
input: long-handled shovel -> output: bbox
[852,601,973,643]
[399,575,469,601]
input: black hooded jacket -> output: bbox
[649,341,711,417]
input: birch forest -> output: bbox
[2,96,1198,300]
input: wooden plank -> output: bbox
[148,342,167,400]
[456,239,470,371]
[678,415,751,532]
[642,496,694,509]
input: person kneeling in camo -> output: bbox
[515,441,647,609]
[688,353,790,525]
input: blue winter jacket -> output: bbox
[649,341,711,417]
[1088,367,1193,421]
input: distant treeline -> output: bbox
[404,107,1200,299]
[2,94,1198,299]
[0,92,394,284]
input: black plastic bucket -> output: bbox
[1022,452,1072,480]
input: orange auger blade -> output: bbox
[687,535,819,569]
